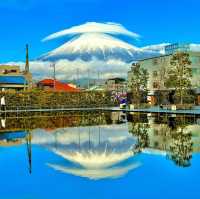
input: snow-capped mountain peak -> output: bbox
[40,33,158,62]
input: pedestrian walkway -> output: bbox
[1,106,200,115]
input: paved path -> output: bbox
[1,106,200,115]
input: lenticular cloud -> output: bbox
[42,22,140,41]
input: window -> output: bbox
[153,82,159,89]
[153,71,158,77]
[153,58,158,65]
[192,68,198,75]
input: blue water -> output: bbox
[0,114,199,199]
[0,147,199,199]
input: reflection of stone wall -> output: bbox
[0,112,113,131]
[0,91,116,109]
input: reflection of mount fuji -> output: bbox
[40,33,160,62]
[32,124,141,180]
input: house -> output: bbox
[128,43,200,105]
[0,64,29,90]
[0,130,27,146]
[0,45,33,91]
[105,77,127,92]
[0,65,20,75]
[0,64,31,91]
[37,79,80,92]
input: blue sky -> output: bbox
[0,0,200,62]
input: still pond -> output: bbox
[0,111,199,199]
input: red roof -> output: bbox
[38,79,80,92]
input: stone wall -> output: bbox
[0,91,116,110]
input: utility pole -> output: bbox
[76,68,80,86]
[97,71,100,85]
[87,69,90,89]
[50,63,56,90]
[26,131,32,174]
[88,127,91,150]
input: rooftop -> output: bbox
[0,65,20,69]
[0,75,28,85]
[38,79,80,92]
[106,77,126,83]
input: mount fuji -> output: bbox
[40,32,161,62]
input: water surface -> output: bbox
[0,112,199,199]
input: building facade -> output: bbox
[105,78,127,92]
[0,65,30,91]
[128,43,200,104]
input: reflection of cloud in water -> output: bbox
[47,162,141,180]
[32,124,139,179]
[32,125,134,149]
[142,148,167,156]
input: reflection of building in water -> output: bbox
[32,124,140,180]
[128,114,200,167]
[111,112,127,124]
[0,130,32,173]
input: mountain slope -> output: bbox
[40,33,160,62]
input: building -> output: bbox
[0,45,32,91]
[0,130,27,146]
[0,65,20,75]
[0,65,30,91]
[128,43,200,105]
[105,77,127,92]
[87,85,105,91]
[0,75,28,90]
[37,79,80,92]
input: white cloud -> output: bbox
[42,22,140,42]
[5,58,130,81]
[141,43,170,54]
[47,163,140,180]
[32,124,130,146]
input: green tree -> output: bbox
[129,122,150,154]
[168,128,193,167]
[129,63,149,105]
[165,52,192,105]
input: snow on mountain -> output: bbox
[40,33,160,62]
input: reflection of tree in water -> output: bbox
[168,127,193,167]
[129,123,150,153]
[128,115,194,168]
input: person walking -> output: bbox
[1,88,6,112]
[1,95,6,111]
